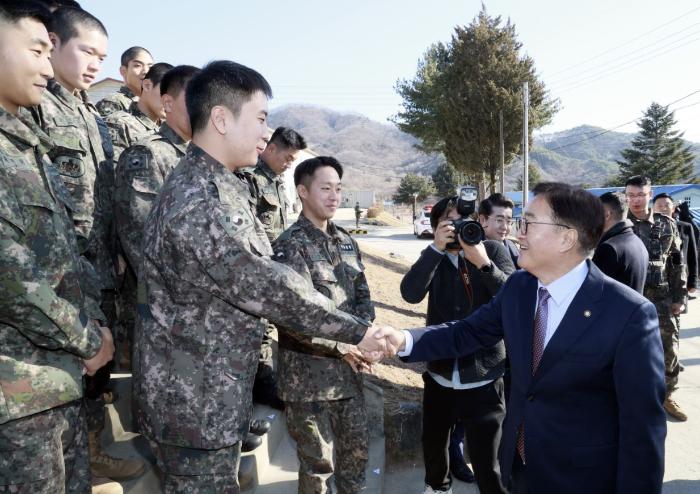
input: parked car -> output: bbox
[414,205,433,238]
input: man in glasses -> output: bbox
[379,183,666,494]
[625,175,687,422]
[479,193,519,267]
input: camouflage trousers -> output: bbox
[645,288,680,398]
[256,323,276,382]
[0,401,91,494]
[148,440,242,493]
[285,396,368,494]
[115,266,137,371]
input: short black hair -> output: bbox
[599,192,628,221]
[532,182,604,254]
[652,192,674,204]
[430,196,458,230]
[160,65,200,97]
[37,0,81,10]
[294,156,343,188]
[186,60,272,135]
[48,6,106,43]
[143,62,173,87]
[120,46,151,68]
[625,175,652,188]
[269,127,306,151]
[0,1,51,26]
[479,192,515,217]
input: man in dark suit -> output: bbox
[376,183,666,494]
[592,191,648,294]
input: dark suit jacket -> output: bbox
[677,219,698,290]
[403,261,666,494]
[592,220,648,294]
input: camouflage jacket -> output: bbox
[134,144,369,449]
[29,79,116,290]
[629,209,686,303]
[104,101,159,160]
[0,108,103,424]
[272,215,376,402]
[244,158,290,241]
[96,85,136,117]
[114,122,187,272]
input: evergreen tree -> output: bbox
[432,162,467,197]
[393,173,436,204]
[517,163,543,190]
[616,102,696,185]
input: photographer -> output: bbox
[400,196,514,494]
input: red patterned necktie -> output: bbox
[517,287,551,463]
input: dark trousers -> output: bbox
[510,454,527,494]
[422,373,507,494]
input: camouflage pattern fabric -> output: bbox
[0,108,103,424]
[272,214,375,402]
[630,210,686,397]
[134,144,368,452]
[244,158,290,242]
[286,397,368,494]
[113,122,187,369]
[95,85,136,118]
[104,101,159,160]
[0,401,91,494]
[29,79,116,292]
[148,440,241,494]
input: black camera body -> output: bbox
[446,185,485,249]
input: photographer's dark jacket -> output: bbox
[400,240,514,384]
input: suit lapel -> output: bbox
[533,261,605,383]
[512,274,538,385]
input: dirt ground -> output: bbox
[359,245,427,409]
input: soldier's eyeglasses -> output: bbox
[516,218,572,234]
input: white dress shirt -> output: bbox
[400,260,590,356]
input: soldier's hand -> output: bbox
[343,348,373,374]
[83,326,115,376]
[672,303,685,315]
[116,254,127,276]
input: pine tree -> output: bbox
[431,162,467,197]
[393,173,436,204]
[616,102,696,185]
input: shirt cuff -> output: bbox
[397,330,414,357]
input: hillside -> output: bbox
[269,105,699,194]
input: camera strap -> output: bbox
[457,257,474,309]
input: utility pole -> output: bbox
[522,81,529,208]
[499,110,505,193]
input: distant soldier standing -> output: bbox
[273,156,375,494]
[104,62,173,159]
[244,126,307,409]
[625,175,687,421]
[96,46,153,117]
[355,201,362,228]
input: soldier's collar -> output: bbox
[119,85,136,98]
[130,101,159,129]
[187,143,243,186]
[256,158,279,181]
[47,79,80,108]
[0,107,52,152]
[159,122,188,154]
[298,213,340,241]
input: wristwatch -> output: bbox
[479,261,494,273]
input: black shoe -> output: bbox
[241,433,262,452]
[249,419,271,436]
[252,378,285,411]
[450,460,476,483]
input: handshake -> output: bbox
[354,324,406,363]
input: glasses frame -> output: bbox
[516,218,572,235]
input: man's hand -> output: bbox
[83,326,115,376]
[116,254,127,277]
[343,347,374,373]
[459,238,490,269]
[371,326,406,357]
[358,324,389,355]
[671,302,685,315]
[432,220,455,252]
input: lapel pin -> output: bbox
[583,310,591,318]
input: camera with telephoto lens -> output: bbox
[446,185,485,249]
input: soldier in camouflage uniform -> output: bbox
[0,3,114,492]
[625,175,688,421]
[272,156,375,494]
[104,62,173,160]
[244,126,307,409]
[30,6,146,482]
[96,46,154,117]
[113,65,199,370]
[134,61,384,493]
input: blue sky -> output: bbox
[81,0,700,140]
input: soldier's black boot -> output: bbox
[241,433,263,452]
